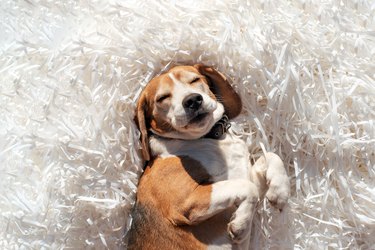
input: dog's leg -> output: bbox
[249,152,290,210]
[171,179,259,244]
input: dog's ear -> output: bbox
[194,64,242,119]
[134,93,151,162]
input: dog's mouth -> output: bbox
[164,102,224,139]
[185,112,210,127]
[190,112,209,123]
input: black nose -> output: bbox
[183,93,203,111]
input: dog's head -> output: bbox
[135,64,242,161]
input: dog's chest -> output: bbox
[150,132,250,181]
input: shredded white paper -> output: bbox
[1,1,374,249]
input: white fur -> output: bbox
[150,131,250,180]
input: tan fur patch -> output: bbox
[128,156,212,249]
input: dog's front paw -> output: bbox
[266,173,290,210]
[227,219,251,244]
[225,181,258,243]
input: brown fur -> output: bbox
[128,156,213,250]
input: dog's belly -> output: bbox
[150,131,250,181]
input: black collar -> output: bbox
[204,114,231,139]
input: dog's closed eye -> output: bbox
[156,93,171,103]
[190,77,201,84]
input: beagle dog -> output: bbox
[127,64,290,250]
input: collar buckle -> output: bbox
[204,114,231,139]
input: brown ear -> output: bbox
[134,93,151,161]
[194,64,242,119]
